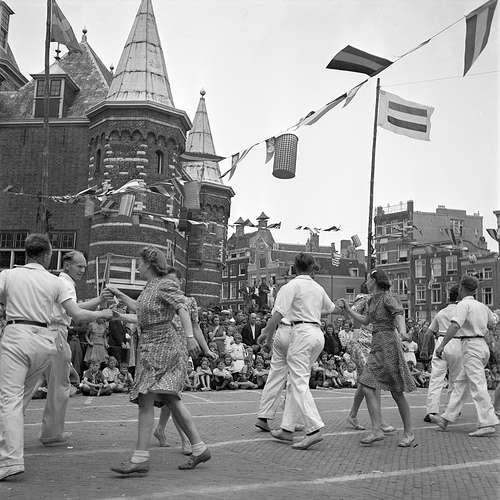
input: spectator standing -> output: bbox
[241,312,261,347]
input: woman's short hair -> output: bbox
[369,268,391,290]
[139,246,168,276]
[294,252,318,273]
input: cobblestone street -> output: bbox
[1,388,498,500]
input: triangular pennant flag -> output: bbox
[51,0,82,53]
[343,80,367,108]
[326,45,393,76]
[378,90,434,141]
[296,94,347,127]
[464,0,498,76]
[265,137,276,164]
[323,225,341,232]
[268,222,281,229]
[221,144,258,180]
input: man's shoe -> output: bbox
[424,413,437,423]
[255,418,271,432]
[40,432,72,446]
[469,427,495,437]
[429,414,448,431]
[270,429,293,443]
[0,465,24,481]
[292,432,323,450]
[111,460,149,474]
[178,448,211,469]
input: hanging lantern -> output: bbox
[272,134,298,179]
[468,254,477,263]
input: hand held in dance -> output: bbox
[186,337,201,358]
[99,308,114,320]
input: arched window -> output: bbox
[95,149,101,173]
[156,150,164,175]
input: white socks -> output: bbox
[191,442,206,456]
[131,450,149,463]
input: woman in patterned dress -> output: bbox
[340,269,416,447]
[108,247,210,474]
[346,283,396,434]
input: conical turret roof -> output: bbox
[183,89,224,185]
[106,0,174,105]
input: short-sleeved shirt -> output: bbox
[274,275,335,323]
[51,272,77,327]
[450,296,498,338]
[0,263,74,324]
[428,303,457,335]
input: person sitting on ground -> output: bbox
[196,357,213,391]
[81,358,112,396]
[213,358,237,390]
[407,361,426,388]
[185,359,200,391]
[324,358,342,388]
[102,356,120,392]
[115,362,134,393]
[223,353,235,379]
[343,361,358,388]
[207,342,219,370]
[253,359,269,389]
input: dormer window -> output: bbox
[32,70,79,118]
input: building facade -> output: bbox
[0,0,233,307]
[374,200,498,321]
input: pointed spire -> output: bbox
[183,89,224,184]
[106,0,174,105]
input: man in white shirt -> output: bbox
[430,275,499,437]
[39,251,110,446]
[0,234,113,481]
[421,285,463,422]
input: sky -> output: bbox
[6,0,500,250]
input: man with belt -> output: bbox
[421,285,463,422]
[39,251,110,446]
[0,234,113,481]
[430,275,499,437]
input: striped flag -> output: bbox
[343,80,367,108]
[378,90,434,141]
[351,234,362,248]
[296,94,347,127]
[51,0,82,53]
[464,0,498,76]
[326,45,393,76]
[118,194,135,217]
[184,181,200,210]
[486,228,500,242]
[331,251,341,267]
[445,228,458,246]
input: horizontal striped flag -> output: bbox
[326,45,393,76]
[296,94,347,127]
[118,194,135,217]
[51,0,81,53]
[464,0,498,76]
[331,252,341,267]
[378,90,434,141]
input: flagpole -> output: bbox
[367,78,381,274]
[39,0,52,233]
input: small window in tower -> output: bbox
[95,149,101,173]
[156,151,164,175]
[0,10,9,50]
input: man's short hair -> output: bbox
[461,275,479,292]
[449,284,460,302]
[62,250,84,264]
[25,233,51,258]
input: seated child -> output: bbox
[323,359,342,388]
[102,356,120,392]
[213,358,238,390]
[253,359,269,389]
[407,361,426,388]
[81,358,112,396]
[185,359,200,391]
[260,344,272,369]
[223,353,235,379]
[196,357,213,391]
[236,357,258,389]
[115,362,134,393]
[342,361,358,388]
[207,341,220,370]
[311,352,328,385]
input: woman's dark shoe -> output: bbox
[178,448,211,470]
[111,459,149,474]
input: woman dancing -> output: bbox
[340,269,415,447]
[109,246,210,474]
[346,283,395,434]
